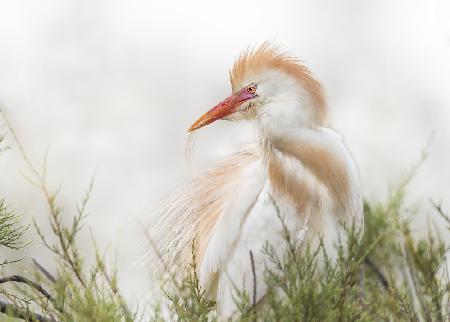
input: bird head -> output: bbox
[188,43,327,133]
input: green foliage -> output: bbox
[0,133,29,265]
[157,243,216,322]
[162,183,449,322]
[1,167,449,322]
[0,114,133,321]
[0,114,448,321]
[0,200,29,254]
[14,168,134,322]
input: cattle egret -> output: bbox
[154,43,363,318]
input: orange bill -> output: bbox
[188,88,256,132]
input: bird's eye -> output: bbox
[246,84,257,94]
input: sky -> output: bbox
[0,0,449,306]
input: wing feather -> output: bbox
[149,146,261,277]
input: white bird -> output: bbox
[153,43,363,318]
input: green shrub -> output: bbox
[0,113,448,321]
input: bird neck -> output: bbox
[258,125,362,224]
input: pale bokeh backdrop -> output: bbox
[0,0,449,307]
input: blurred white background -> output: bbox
[0,0,449,307]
